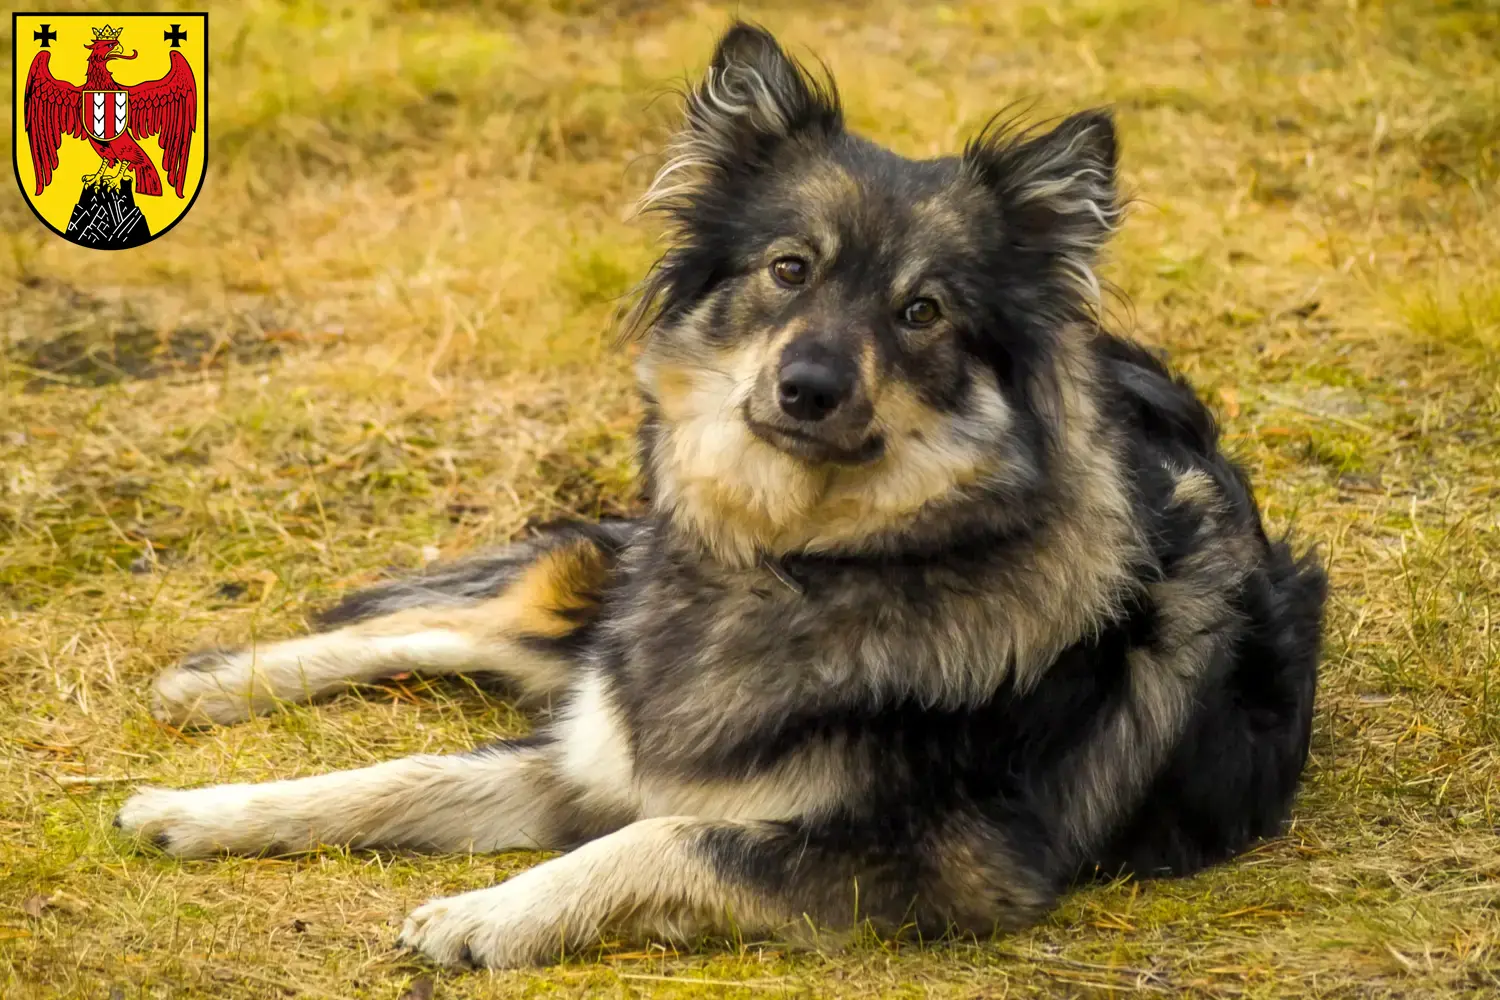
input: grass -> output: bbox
[3,0,1498,996]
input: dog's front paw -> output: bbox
[114,785,257,858]
[151,649,256,727]
[397,868,579,969]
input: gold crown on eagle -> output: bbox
[91,25,124,41]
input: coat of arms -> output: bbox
[13,14,207,250]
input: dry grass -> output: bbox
[3,0,1499,996]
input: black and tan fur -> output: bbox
[115,25,1326,969]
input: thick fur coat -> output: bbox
[115,24,1326,969]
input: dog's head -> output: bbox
[632,24,1121,565]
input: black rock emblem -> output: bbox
[65,178,153,249]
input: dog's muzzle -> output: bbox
[745,338,881,465]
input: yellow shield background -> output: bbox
[12,12,207,245]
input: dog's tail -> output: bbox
[1260,540,1328,798]
[1077,539,1326,884]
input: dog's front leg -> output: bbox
[397,816,787,968]
[396,813,1056,968]
[114,741,616,857]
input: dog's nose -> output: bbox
[778,358,854,422]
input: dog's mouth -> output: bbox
[744,413,885,467]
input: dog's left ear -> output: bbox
[672,23,842,179]
[964,110,1121,295]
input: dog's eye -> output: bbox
[771,257,809,288]
[903,298,941,327]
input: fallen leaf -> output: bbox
[1385,942,1418,973]
[1217,386,1241,419]
[399,975,435,1000]
[248,569,280,603]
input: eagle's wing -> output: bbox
[23,52,84,196]
[126,50,197,198]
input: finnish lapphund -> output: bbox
[116,23,1326,969]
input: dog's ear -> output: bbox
[964,110,1121,298]
[659,23,841,185]
[627,25,839,338]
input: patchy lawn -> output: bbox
[3,1,1497,997]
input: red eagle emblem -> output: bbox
[23,23,197,198]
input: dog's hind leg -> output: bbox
[151,521,638,727]
[115,738,623,858]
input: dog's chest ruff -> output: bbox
[553,668,855,822]
[551,509,1137,819]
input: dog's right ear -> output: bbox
[663,23,842,185]
[627,25,840,339]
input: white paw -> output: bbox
[114,785,262,857]
[397,865,579,969]
[151,649,258,727]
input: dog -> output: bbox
[115,23,1327,970]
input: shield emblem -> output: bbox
[14,13,207,250]
[83,90,128,142]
